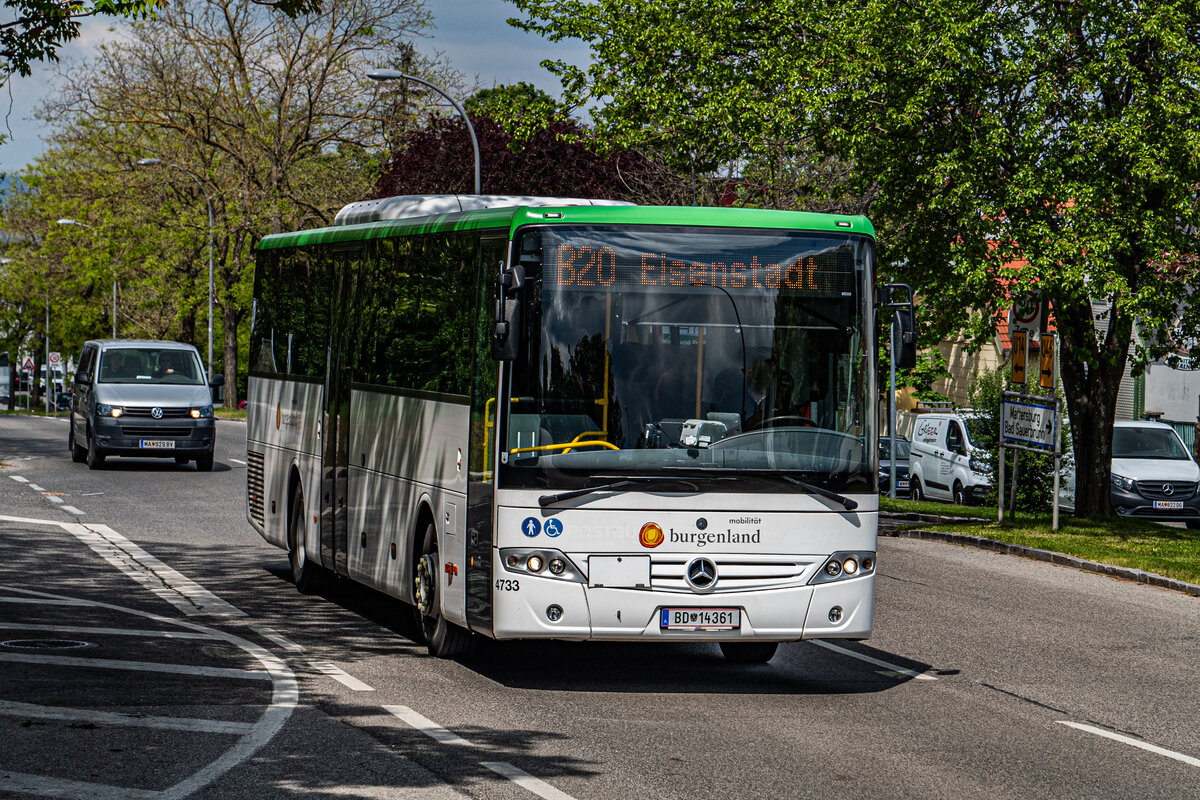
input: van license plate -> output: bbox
[1153,500,1183,510]
[140,440,175,449]
[660,608,740,630]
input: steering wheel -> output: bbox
[761,415,815,428]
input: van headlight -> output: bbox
[1111,473,1135,491]
[190,405,213,419]
[968,455,985,473]
[97,404,124,418]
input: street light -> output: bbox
[135,158,216,388]
[57,218,117,339]
[367,69,481,195]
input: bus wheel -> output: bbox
[414,522,473,659]
[719,641,778,664]
[288,486,324,594]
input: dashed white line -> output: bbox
[28,483,45,491]
[810,639,937,681]
[384,704,475,746]
[1058,721,1200,768]
[481,762,580,800]
[308,660,374,691]
[45,495,64,504]
[252,625,306,652]
[9,475,29,483]
[61,505,84,515]
[230,458,247,465]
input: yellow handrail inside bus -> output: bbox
[509,440,619,455]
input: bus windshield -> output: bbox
[501,225,875,494]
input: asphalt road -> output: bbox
[1,413,1198,800]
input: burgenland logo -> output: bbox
[639,522,665,548]
[275,402,300,431]
[276,402,282,430]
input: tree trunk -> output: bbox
[1056,293,1132,517]
[224,298,239,410]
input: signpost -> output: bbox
[998,391,1063,529]
[1011,330,1028,385]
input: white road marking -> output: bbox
[230,458,247,465]
[308,660,375,691]
[384,705,476,747]
[9,475,29,483]
[1,586,299,800]
[45,495,64,504]
[252,625,306,652]
[810,640,937,681]
[0,699,255,735]
[0,772,160,800]
[1057,721,1200,768]
[61,505,84,515]
[0,622,220,640]
[481,762,579,800]
[0,651,271,680]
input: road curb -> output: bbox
[882,527,1200,597]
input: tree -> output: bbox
[510,0,1200,517]
[36,0,433,405]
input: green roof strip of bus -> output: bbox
[257,195,876,251]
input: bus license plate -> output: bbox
[1153,500,1183,510]
[140,440,175,449]
[660,608,740,631]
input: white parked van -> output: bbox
[908,412,992,505]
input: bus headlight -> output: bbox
[500,548,584,582]
[810,551,876,585]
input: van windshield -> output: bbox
[1112,427,1191,460]
[97,348,205,385]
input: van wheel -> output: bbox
[953,482,967,506]
[69,425,87,463]
[414,522,473,659]
[911,479,924,502]
[719,641,778,664]
[195,451,214,472]
[86,428,106,470]
[288,485,325,594]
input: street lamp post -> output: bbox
[135,159,216,389]
[366,69,481,195]
[57,219,116,338]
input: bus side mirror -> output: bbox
[492,263,525,361]
[894,306,917,370]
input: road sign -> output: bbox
[49,352,61,365]
[21,356,33,372]
[1001,398,1057,448]
[1009,291,1042,341]
[1039,336,1056,389]
[1011,330,1028,385]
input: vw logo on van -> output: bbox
[151,407,164,419]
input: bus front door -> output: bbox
[320,251,355,576]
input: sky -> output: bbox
[0,0,589,176]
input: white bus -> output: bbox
[246,195,913,662]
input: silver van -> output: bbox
[908,411,992,505]
[68,339,223,470]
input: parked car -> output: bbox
[54,391,72,412]
[908,411,992,505]
[1110,419,1200,527]
[879,435,911,498]
[68,339,224,471]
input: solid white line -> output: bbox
[0,771,159,800]
[0,622,220,640]
[481,762,579,800]
[1057,721,1200,768]
[0,651,271,680]
[384,705,476,747]
[0,700,254,735]
[0,513,64,526]
[809,640,937,681]
[252,625,306,652]
[308,660,374,691]
[230,458,247,465]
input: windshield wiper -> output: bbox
[782,476,858,511]
[538,476,711,507]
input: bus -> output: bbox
[246,194,914,663]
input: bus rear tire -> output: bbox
[719,641,778,664]
[414,522,473,659]
[288,486,325,594]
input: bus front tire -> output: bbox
[414,522,473,659]
[719,641,778,664]
[288,486,325,594]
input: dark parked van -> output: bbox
[68,339,223,470]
